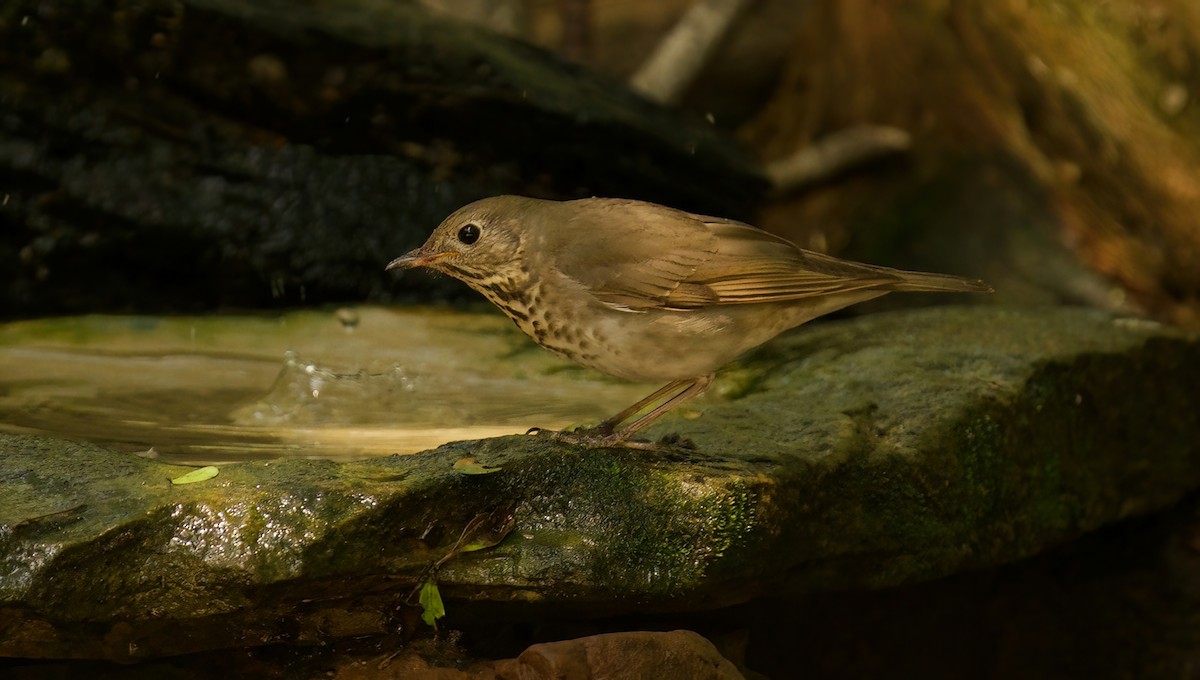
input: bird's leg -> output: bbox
[587,379,691,436]
[602,374,713,445]
[530,376,712,448]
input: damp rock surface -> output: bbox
[1,306,1197,661]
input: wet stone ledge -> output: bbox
[0,306,1197,661]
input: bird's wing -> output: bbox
[681,219,904,307]
[552,200,902,312]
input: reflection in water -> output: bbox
[0,307,650,464]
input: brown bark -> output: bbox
[744,0,1200,328]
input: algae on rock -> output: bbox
[0,306,1197,660]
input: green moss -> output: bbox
[2,307,1199,658]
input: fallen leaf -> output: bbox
[171,466,219,485]
[453,457,502,475]
[419,580,445,629]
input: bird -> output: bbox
[387,195,991,447]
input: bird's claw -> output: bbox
[525,426,654,450]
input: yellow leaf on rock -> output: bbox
[171,466,219,485]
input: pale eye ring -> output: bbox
[457,224,481,245]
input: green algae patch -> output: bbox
[435,444,766,601]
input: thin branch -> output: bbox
[766,125,913,194]
[630,0,753,105]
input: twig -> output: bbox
[630,0,753,105]
[765,125,913,195]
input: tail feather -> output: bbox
[889,269,994,294]
[799,249,992,295]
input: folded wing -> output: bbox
[552,199,988,312]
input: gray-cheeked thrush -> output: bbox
[388,196,991,447]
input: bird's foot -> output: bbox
[524,426,655,450]
[526,426,684,450]
[655,432,698,450]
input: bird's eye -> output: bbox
[457,223,481,245]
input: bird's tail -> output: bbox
[799,249,992,295]
[889,269,993,294]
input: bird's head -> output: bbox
[386,196,534,283]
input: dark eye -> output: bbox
[457,223,481,245]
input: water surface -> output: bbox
[0,307,649,464]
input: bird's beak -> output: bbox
[385,247,459,271]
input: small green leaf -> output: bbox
[461,539,497,552]
[170,466,219,485]
[452,457,502,475]
[419,580,445,629]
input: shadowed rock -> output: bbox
[0,0,763,317]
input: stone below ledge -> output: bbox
[337,630,744,680]
[1,306,1197,661]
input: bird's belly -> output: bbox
[549,306,783,383]
[497,278,886,383]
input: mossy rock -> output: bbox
[1,306,1197,660]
